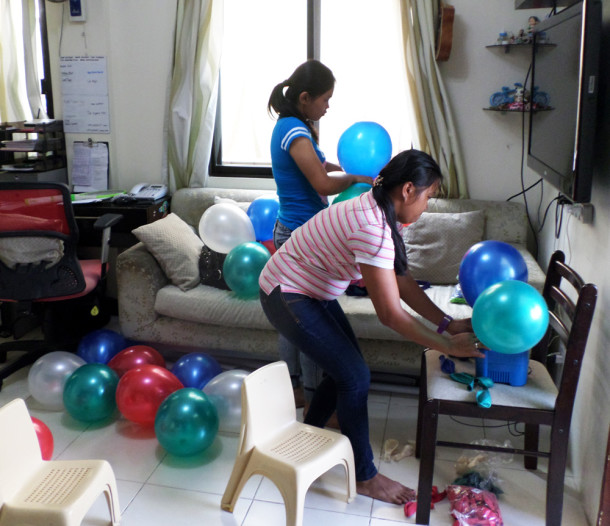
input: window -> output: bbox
[211,0,416,178]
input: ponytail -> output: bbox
[267,60,335,143]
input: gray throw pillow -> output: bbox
[403,210,486,284]
[133,213,203,291]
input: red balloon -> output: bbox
[108,345,166,378]
[260,239,277,255]
[31,416,53,460]
[116,365,183,426]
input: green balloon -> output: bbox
[332,182,372,204]
[223,242,271,299]
[63,364,119,422]
[154,388,219,456]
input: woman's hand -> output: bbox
[446,332,486,359]
[448,318,473,335]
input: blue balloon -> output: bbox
[472,280,549,354]
[459,240,528,306]
[77,329,127,364]
[171,352,222,390]
[247,196,279,241]
[337,121,392,177]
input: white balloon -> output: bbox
[28,351,86,410]
[203,369,248,434]
[198,203,255,254]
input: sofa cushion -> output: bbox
[154,281,474,342]
[403,210,485,284]
[132,213,203,291]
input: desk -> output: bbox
[73,198,170,247]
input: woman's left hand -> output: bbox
[448,318,473,335]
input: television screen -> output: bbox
[527,0,601,203]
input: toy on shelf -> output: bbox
[487,82,550,112]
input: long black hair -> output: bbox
[372,149,443,275]
[267,59,335,143]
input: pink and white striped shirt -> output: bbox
[259,190,401,300]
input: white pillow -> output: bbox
[132,213,203,291]
[403,210,486,284]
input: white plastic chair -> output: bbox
[221,361,356,526]
[0,398,120,526]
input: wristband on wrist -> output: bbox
[437,314,453,334]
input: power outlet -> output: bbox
[69,0,86,22]
[566,203,594,223]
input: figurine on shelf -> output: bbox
[488,82,550,112]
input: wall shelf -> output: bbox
[486,42,556,53]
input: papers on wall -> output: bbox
[72,141,109,192]
[61,56,110,134]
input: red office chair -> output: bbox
[0,182,122,390]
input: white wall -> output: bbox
[45,0,177,190]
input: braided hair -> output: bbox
[267,60,335,143]
[372,149,443,275]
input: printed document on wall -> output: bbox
[61,56,110,134]
[72,141,109,192]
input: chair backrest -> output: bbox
[0,182,85,300]
[239,361,297,453]
[531,250,597,417]
[0,399,43,502]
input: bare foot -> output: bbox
[356,473,416,504]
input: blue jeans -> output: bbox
[260,285,377,482]
[273,221,323,400]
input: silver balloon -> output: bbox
[198,203,255,254]
[28,351,86,410]
[203,369,248,434]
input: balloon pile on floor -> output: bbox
[198,196,277,299]
[27,329,248,458]
[459,240,549,354]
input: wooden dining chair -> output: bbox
[415,250,597,526]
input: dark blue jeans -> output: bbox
[260,286,377,481]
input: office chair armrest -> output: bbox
[93,213,123,230]
[92,213,122,266]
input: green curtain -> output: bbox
[167,0,223,190]
[400,0,468,198]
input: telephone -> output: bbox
[128,183,168,201]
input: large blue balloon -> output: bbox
[77,329,127,364]
[171,352,222,390]
[337,121,392,177]
[247,196,279,242]
[472,280,549,354]
[459,240,528,306]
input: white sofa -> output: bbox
[116,188,545,386]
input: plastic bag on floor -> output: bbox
[447,485,504,526]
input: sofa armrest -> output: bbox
[116,242,169,338]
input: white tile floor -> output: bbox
[0,346,589,526]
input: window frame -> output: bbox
[210,0,319,178]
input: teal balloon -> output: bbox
[337,121,392,177]
[472,280,549,354]
[154,388,219,456]
[63,364,119,422]
[223,242,271,299]
[333,182,372,204]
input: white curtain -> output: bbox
[0,0,28,121]
[22,0,47,120]
[167,0,223,190]
[400,0,468,198]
